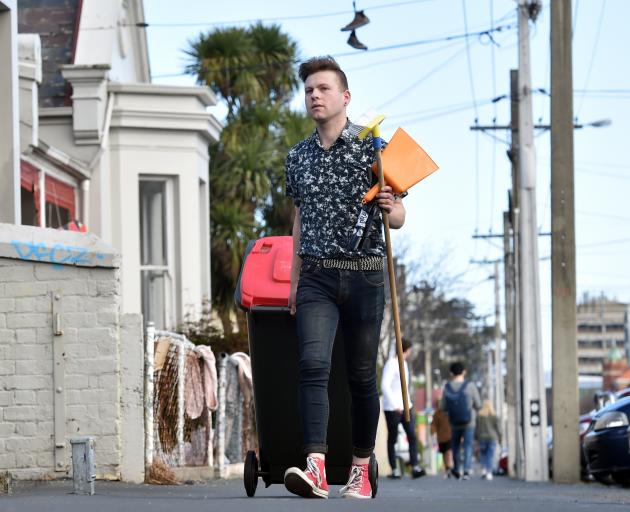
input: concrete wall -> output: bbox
[0,223,144,482]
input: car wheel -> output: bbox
[611,471,630,487]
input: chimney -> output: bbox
[18,34,42,152]
[60,64,111,145]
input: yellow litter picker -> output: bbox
[353,111,439,422]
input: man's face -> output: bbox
[304,70,350,123]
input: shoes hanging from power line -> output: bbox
[347,30,368,50]
[340,9,370,31]
[341,2,369,51]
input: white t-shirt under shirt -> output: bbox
[381,357,413,411]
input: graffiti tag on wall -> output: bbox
[11,240,105,267]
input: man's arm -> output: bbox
[289,206,301,316]
[376,185,406,229]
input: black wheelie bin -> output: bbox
[234,235,378,497]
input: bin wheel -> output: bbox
[368,453,378,498]
[244,450,259,497]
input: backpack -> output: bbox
[444,381,471,425]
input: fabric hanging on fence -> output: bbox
[196,345,218,411]
[184,352,205,420]
[230,352,253,407]
[155,338,179,454]
[230,352,255,459]
[221,352,255,464]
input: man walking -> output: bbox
[381,338,426,479]
[283,56,406,499]
[440,362,481,480]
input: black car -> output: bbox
[583,396,630,485]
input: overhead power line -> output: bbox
[345,39,463,72]
[577,210,630,223]
[461,0,479,121]
[152,22,514,79]
[578,238,630,249]
[333,23,514,58]
[576,0,607,117]
[375,45,468,110]
[147,0,436,27]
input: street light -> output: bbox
[538,118,613,130]
[574,118,612,129]
[471,118,613,132]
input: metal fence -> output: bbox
[144,323,254,477]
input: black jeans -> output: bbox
[385,409,418,470]
[296,262,385,458]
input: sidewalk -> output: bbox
[2,474,629,512]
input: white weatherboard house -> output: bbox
[16,0,221,330]
[0,0,222,483]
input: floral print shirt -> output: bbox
[285,120,385,259]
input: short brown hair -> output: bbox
[298,56,349,91]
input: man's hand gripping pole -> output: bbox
[358,115,410,422]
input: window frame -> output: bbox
[139,176,178,330]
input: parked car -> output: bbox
[615,387,630,400]
[583,396,630,485]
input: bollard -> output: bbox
[70,437,95,495]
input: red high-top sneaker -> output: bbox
[340,463,371,499]
[284,456,329,499]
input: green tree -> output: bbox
[187,24,311,341]
[186,23,298,119]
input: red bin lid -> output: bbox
[239,236,293,309]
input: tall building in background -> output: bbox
[577,294,629,379]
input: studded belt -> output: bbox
[302,255,384,271]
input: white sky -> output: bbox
[144,0,630,371]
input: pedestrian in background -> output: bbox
[440,362,481,480]
[475,399,502,480]
[381,338,426,479]
[430,389,453,477]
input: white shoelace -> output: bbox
[305,456,322,486]
[340,465,363,494]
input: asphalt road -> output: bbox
[2,474,629,512]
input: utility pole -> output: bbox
[414,284,435,473]
[503,210,517,477]
[506,67,523,479]
[467,258,504,423]
[424,327,434,473]
[486,347,494,406]
[493,261,504,437]
[517,0,548,482]
[551,0,579,484]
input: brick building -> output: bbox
[0,223,144,481]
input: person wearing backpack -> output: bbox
[439,362,481,480]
